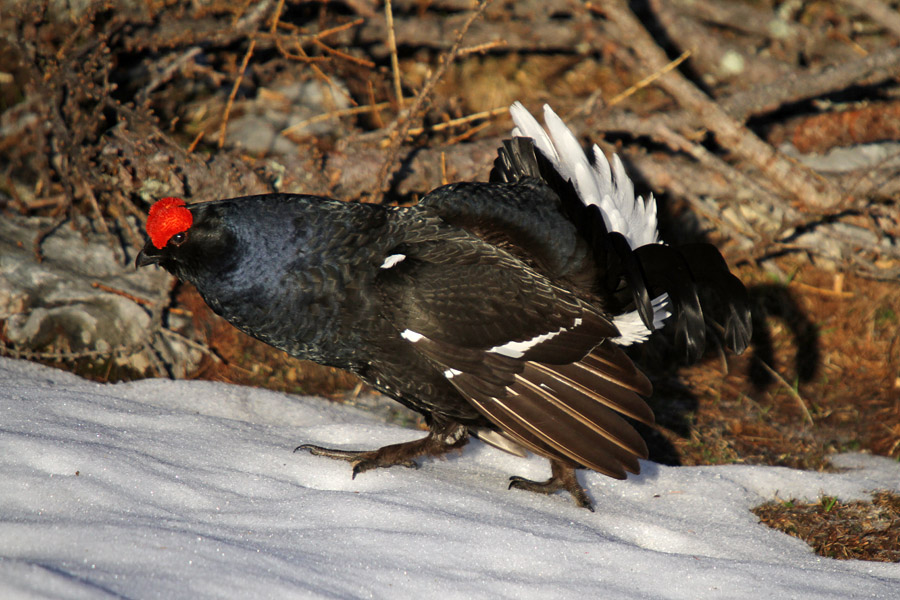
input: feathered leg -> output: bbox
[296,420,469,478]
[508,459,594,511]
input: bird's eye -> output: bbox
[170,232,187,246]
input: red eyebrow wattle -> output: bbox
[147,197,193,249]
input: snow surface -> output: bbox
[1,357,898,599]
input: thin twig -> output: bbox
[274,38,332,62]
[0,342,144,362]
[366,81,385,129]
[444,120,492,145]
[273,18,366,39]
[159,328,223,363]
[268,0,286,33]
[755,359,815,426]
[137,46,202,104]
[385,0,404,108]
[187,129,206,153]
[788,280,854,299]
[313,18,366,39]
[282,101,393,138]
[371,0,494,203]
[218,38,256,149]
[313,38,375,68]
[91,282,152,306]
[605,49,691,108]
[82,183,109,235]
[459,40,508,56]
[284,35,355,110]
[405,106,507,137]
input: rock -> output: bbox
[223,79,352,155]
[0,215,200,377]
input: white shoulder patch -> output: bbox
[380,254,406,269]
[401,329,424,343]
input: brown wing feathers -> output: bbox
[404,314,655,479]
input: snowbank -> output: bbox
[1,357,897,598]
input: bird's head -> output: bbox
[136,197,234,281]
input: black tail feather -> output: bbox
[677,243,753,355]
[605,230,655,331]
[490,138,543,183]
[633,243,707,362]
[632,242,752,361]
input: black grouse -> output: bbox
[137,103,751,510]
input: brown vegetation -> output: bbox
[754,491,900,562]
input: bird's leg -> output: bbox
[296,421,469,479]
[508,459,594,511]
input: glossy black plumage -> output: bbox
[137,104,751,509]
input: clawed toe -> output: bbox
[294,423,468,480]
[508,461,594,511]
[295,444,370,462]
[295,444,418,478]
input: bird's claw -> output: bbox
[295,443,350,458]
[508,474,595,511]
[295,443,418,478]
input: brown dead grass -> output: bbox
[753,491,900,562]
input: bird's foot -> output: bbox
[508,460,594,511]
[295,444,418,478]
[295,421,469,479]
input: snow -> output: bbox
[1,357,898,599]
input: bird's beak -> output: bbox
[135,239,162,268]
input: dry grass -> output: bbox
[753,491,900,562]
